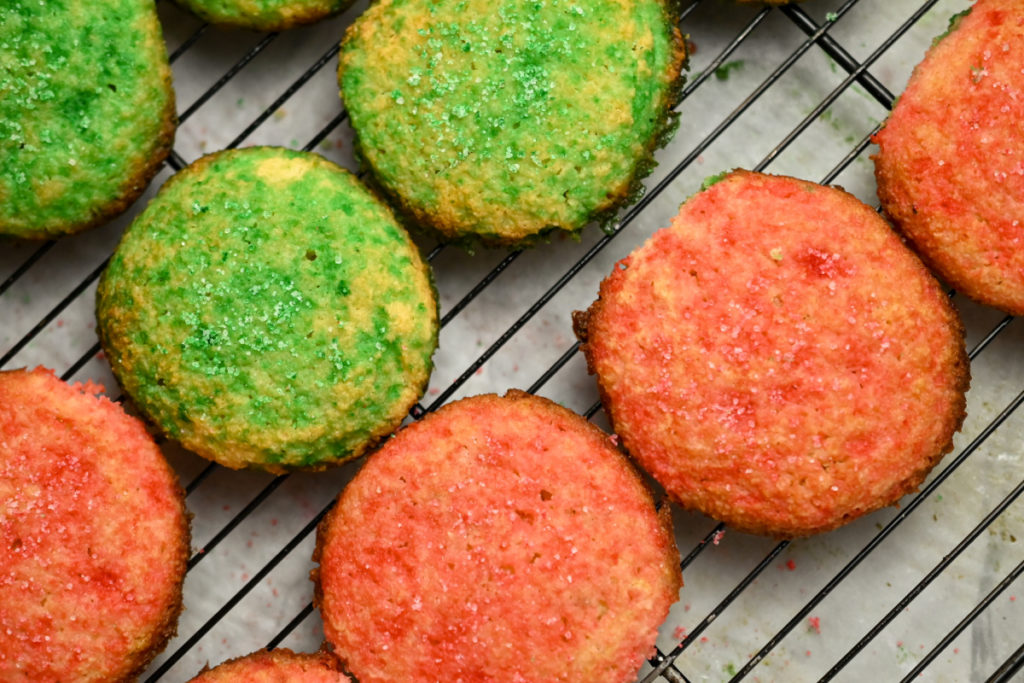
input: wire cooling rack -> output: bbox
[2,0,1022,680]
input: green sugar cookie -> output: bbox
[96,147,438,472]
[339,0,686,245]
[174,0,354,31]
[0,0,175,239]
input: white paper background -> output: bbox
[1,0,1022,680]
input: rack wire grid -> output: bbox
[2,0,1023,680]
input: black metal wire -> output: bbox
[782,5,895,108]
[177,32,280,122]
[644,542,792,681]
[167,150,186,171]
[60,340,101,382]
[184,462,218,495]
[679,8,772,100]
[265,602,316,651]
[168,24,210,64]
[302,109,349,152]
[228,42,341,149]
[900,558,1024,682]
[757,0,939,172]
[0,259,107,367]
[186,475,287,571]
[988,640,1024,683]
[0,242,53,299]
[525,341,581,394]
[821,476,1024,680]
[663,663,694,683]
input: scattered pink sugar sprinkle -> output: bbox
[673,626,686,641]
[808,617,821,634]
[608,434,620,446]
[712,530,725,545]
[786,559,796,571]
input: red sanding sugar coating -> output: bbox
[314,391,681,683]
[874,0,1024,314]
[188,648,351,682]
[0,367,189,682]
[576,170,969,538]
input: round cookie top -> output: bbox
[175,0,353,31]
[0,367,189,682]
[188,649,350,682]
[0,0,175,239]
[874,0,1024,314]
[575,170,969,538]
[314,391,681,683]
[97,146,438,472]
[339,0,686,244]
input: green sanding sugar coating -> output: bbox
[0,0,174,239]
[175,0,353,30]
[97,147,439,471]
[340,0,685,244]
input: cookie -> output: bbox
[187,649,350,682]
[314,391,682,682]
[338,0,686,244]
[0,0,175,239]
[575,170,969,538]
[874,0,1024,313]
[0,367,189,682]
[97,146,438,472]
[174,0,353,31]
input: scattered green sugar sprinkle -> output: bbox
[98,147,438,469]
[340,0,682,242]
[714,59,745,81]
[0,0,172,238]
